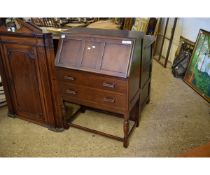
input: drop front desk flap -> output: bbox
[55,28,154,147]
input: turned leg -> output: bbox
[123,113,129,148]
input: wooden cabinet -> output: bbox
[0,19,63,130]
[55,28,154,147]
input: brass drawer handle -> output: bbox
[65,89,77,95]
[64,75,75,81]
[103,97,115,103]
[103,82,115,88]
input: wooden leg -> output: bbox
[136,99,140,127]
[61,102,69,129]
[146,97,150,104]
[146,83,151,104]
[80,105,86,113]
[123,113,129,148]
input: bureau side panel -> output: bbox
[128,38,142,107]
[140,40,153,108]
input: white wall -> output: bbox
[180,18,210,42]
[168,18,210,63]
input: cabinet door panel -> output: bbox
[4,44,44,122]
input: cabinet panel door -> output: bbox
[3,44,45,122]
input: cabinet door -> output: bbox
[2,44,45,122]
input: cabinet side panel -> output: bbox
[36,45,57,127]
[44,36,64,129]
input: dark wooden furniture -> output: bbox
[0,19,63,130]
[55,28,154,147]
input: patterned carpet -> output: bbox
[0,60,210,157]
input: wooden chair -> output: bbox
[31,18,60,28]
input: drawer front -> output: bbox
[56,68,127,93]
[59,83,127,112]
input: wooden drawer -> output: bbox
[56,68,127,93]
[59,82,127,112]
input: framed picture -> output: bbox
[184,29,210,103]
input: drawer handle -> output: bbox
[103,82,115,88]
[64,75,75,81]
[66,89,77,95]
[103,97,115,103]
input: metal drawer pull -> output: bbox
[103,82,115,88]
[66,89,77,95]
[64,75,75,81]
[103,97,115,103]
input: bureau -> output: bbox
[55,28,154,147]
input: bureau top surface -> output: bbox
[62,27,145,39]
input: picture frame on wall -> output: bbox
[184,29,210,103]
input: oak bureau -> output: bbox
[55,28,154,147]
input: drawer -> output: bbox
[56,68,127,93]
[59,83,127,112]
